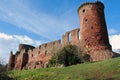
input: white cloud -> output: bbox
[109,34,120,49]
[0,32,42,63]
[0,0,77,63]
[0,0,75,40]
[0,33,13,40]
[108,28,118,35]
[1,33,120,63]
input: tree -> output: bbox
[0,57,11,80]
[48,45,83,67]
[83,54,91,62]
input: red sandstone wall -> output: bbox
[62,28,80,46]
[70,28,80,45]
[26,29,81,69]
[7,51,15,70]
[7,28,80,70]
[18,44,35,51]
[78,1,113,61]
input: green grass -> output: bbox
[7,57,120,80]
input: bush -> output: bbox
[83,54,91,62]
[0,57,11,80]
[0,57,7,72]
[48,45,83,67]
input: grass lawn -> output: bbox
[7,57,120,80]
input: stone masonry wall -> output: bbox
[78,1,113,61]
[8,28,80,70]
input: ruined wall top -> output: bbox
[17,28,80,56]
[18,44,35,51]
[77,1,104,13]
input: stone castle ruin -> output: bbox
[7,1,116,70]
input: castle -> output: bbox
[7,1,115,70]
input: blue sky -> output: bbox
[0,0,120,62]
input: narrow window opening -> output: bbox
[38,51,40,54]
[36,62,39,65]
[98,7,102,10]
[68,33,72,42]
[32,54,33,57]
[82,9,85,13]
[85,39,87,41]
[85,19,88,22]
[25,49,28,52]
[91,26,93,29]
[11,63,14,67]
[60,40,62,44]
[78,30,80,40]
[53,42,55,45]
[45,50,48,55]
[39,45,41,49]
[45,44,47,48]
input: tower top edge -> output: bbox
[77,1,104,13]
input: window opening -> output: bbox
[68,33,72,42]
[45,50,48,55]
[85,19,88,22]
[32,54,33,57]
[91,26,93,29]
[98,7,102,10]
[78,30,80,40]
[82,9,85,13]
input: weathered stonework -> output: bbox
[7,51,15,70]
[7,28,80,70]
[77,1,113,61]
[7,1,117,70]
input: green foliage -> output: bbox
[0,58,6,72]
[48,45,82,67]
[0,57,11,80]
[7,57,120,80]
[83,54,91,62]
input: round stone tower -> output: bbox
[78,1,114,61]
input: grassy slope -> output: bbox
[7,57,120,80]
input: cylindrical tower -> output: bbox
[78,1,113,61]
